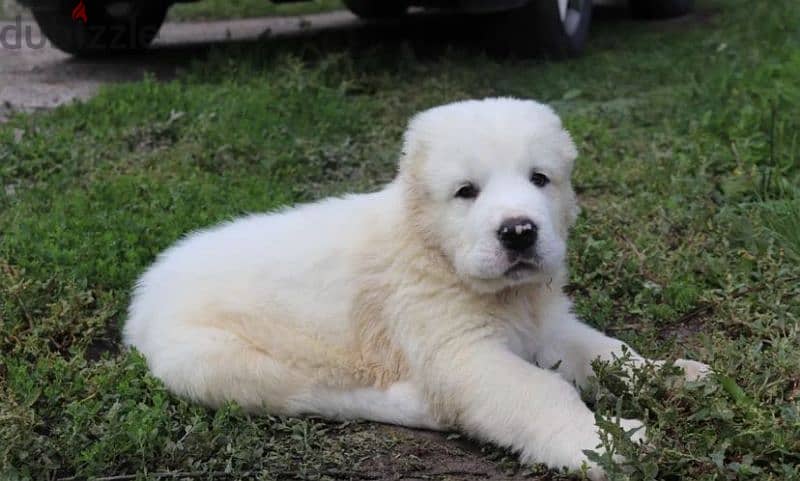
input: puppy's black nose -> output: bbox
[498,217,537,252]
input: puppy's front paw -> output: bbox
[618,417,647,445]
[674,359,711,381]
[583,464,608,481]
[578,418,647,480]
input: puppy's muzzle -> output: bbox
[497,217,537,254]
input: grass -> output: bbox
[1,0,799,479]
[168,0,343,21]
[757,192,800,262]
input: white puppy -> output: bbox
[124,98,708,479]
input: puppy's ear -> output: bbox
[559,128,579,172]
[566,188,581,228]
[398,116,430,180]
[559,128,580,228]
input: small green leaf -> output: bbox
[719,376,753,406]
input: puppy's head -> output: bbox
[400,98,579,293]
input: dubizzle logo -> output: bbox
[72,0,88,24]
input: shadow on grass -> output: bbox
[50,5,718,84]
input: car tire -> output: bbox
[342,0,407,19]
[485,0,593,59]
[629,0,693,19]
[32,0,168,56]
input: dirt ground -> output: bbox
[357,426,544,480]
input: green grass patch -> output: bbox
[761,198,800,261]
[168,0,343,22]
[2,0,799,479]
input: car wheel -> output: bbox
[486,0,593,59]
[342,0,407,19]
[629,0,693,19]
[32,0,168,56]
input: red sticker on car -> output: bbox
[72,0,87,23]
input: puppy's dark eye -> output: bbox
[530,172,550,187]
[455,183,479,199]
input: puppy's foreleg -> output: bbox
[533,300,710,389]
[420,339,630,480]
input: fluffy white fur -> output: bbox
[124,98,709,479]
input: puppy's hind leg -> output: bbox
[131,323,439,429]
[288,381,442,430]
[132,325,305,413]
